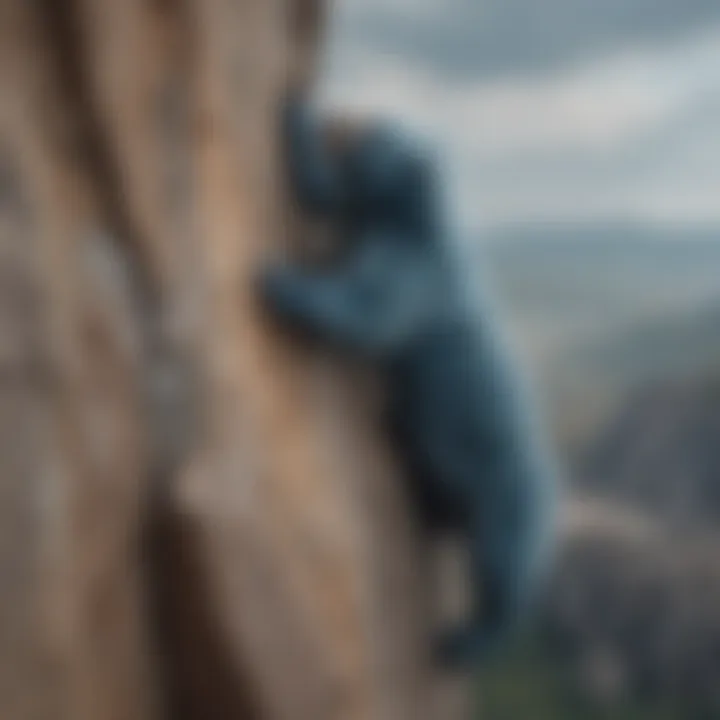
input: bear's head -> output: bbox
[322,115,437,227]
[344,123,435,219]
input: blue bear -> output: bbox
[258,91,560,670]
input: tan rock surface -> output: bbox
[0,1,470,717]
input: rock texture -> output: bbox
[548,373,720,715]
[0,1,469,718]
[0,1,157,717]
[551,502,720,714]
[578,374,720,527]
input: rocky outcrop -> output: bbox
[0,1,158,717]
[578,374,720,527]
[550,504,720,714]
[0,1,468,718]
[548,370,720,714]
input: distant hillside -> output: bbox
[476,224,720,717]
[542,368,720,716]
[559,304,720,391]
[485,220,720,268]
[480,221,720,371]
[476,222,720,444]
[577,370,720,526]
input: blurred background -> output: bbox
[320,1,720,718]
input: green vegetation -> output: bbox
[475,638,689,720]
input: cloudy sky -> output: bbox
[318,0,720,236]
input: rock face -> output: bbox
[550,510,720,714]
[0,1,468,718]
[578,375,720,527]
[0,1,157,717]
[549,373,720,715]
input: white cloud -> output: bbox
[318,24,720,230]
